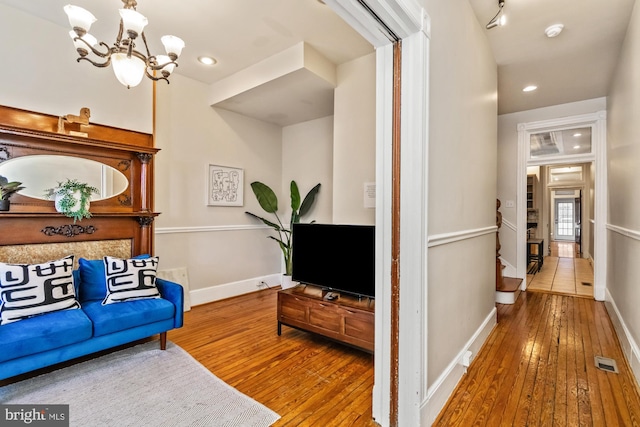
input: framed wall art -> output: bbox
[207,164,244,206]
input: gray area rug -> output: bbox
[1,341,280,427]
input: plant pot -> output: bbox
[0,200,9,211]
[281,274,297,290]
[55,190,89,216]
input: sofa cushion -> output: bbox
[102,256,160,305]
[82,298,175,337]
[78,254,149,302]
[0,255,80,325]
[0,308,92,363]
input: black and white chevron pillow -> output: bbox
[102,256,161,305]
[0,255,80,325]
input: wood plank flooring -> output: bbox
[434,291,640,426]
[5,283,638,426]
[528,256,594,297]
[168,288,378,427]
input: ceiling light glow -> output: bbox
[198,56,217,66]
[545,24,564,38]
[573,133,582,137]
[522,85,538,92]
[573,145,581,149]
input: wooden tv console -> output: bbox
[277,284,374,353]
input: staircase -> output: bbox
[496,199,523,304]
[496,258,523,304]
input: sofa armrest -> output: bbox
[156,278,184,328]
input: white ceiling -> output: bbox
[2,0,636,120]
[468,0,636,114]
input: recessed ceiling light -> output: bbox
[573,145,581,149]
[198,56,217,66]
[523,85,538,92]
[573,132,582,137]
[545,24,564,38]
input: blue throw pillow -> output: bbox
[78,254,149,302]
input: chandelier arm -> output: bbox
[149,60,178,71]
[144,68,170,84]
[141,31,152,58]
[78,56,112,68]
[74,38,113,58]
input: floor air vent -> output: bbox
[595,356,619,373]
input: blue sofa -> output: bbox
[0,266,184,381]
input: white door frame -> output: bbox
[324,1,429,425]
[517,111,607,300]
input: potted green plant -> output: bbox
[246,180,321,289]
[0,175,25,211]
[45,179,99,222]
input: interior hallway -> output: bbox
[527,241,594,298]
[435,291,640,425]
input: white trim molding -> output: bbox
[421,307,497,426]
[324,1,429,425]
[605,288,640,386]
[428,226,497,248]
[501,218,516,233]
[155,224,267,234]
[189,273,282,307]
[517,111,607,300]
[607,224,640,241]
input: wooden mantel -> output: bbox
[0,105,159,256]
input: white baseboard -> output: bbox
[604,288,640,386]
[189,274,282,306]
[420,307,497,425]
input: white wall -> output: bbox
[154,74,286,300]
[497,97,607,270]
[605,0,640,384]
[424,0,497,400]
[0,4,152,133]
[282,116,334,225]
[332,53,376,225]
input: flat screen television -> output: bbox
[292,223,375,298]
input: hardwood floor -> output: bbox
[5,283,639,426]
[528,241,594,298]
[169,288,378,427]
[434,291,640,426]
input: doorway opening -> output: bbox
[517,112,607,300]
[526,165,593,297]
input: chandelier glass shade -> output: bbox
[64,0,184,89]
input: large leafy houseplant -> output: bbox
[246,181,321,276]
[45,179,99,222]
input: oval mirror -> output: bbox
[0,155,128,201]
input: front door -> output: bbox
[555,198,575,241]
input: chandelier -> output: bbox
[64,0,185,89]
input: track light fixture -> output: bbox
[486,0,506,30]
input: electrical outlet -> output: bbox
[505,200,515,208]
